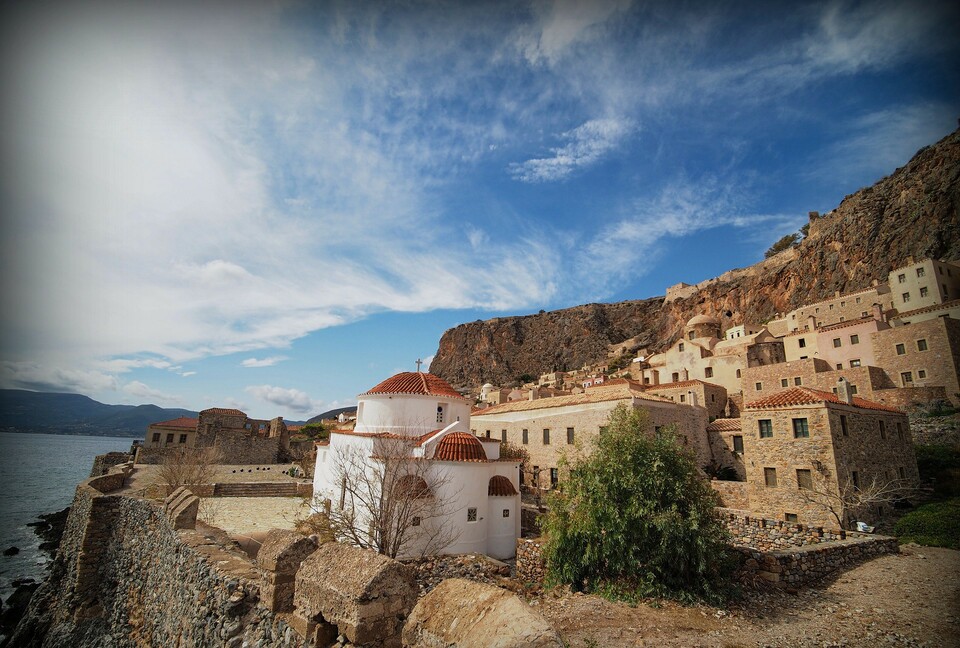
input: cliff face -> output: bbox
[430,129,960,388]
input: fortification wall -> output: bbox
[10,465,306,648]
[89,452,132,477]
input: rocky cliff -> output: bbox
[430,128,960,388]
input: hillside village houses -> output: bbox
[471,257,956,529]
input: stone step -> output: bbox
[212,482,300,497]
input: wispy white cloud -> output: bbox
[241,356,289,368]
[509,118,636,182]
[518,0,634,65]
[245,385,321,414]
[0,361,121,394]
[122,380,181,404]
[180,371,197,377]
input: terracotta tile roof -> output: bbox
[818,316,881,332]
[645,379,716,390]
[473,384,672,416]
[744,387,903,413]
[488,475,518,496]
[149,416,198,429]
[200,408,246,416]
[895,298,960,319]
[433,432,488,462]
[706,418,741,432]
[395,475,431,499]
[362,372,465,399]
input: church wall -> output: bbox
[355,393,470,436]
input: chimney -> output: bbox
[837,377,853,404]
[872,303,884,322]
[682,368,689,381]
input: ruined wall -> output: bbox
[89,452,131,477]
[11,467,307,648]
[735,536,899,587]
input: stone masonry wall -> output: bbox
[89,452,132,477]
[710,481,750,509]
[718,508,846,550]
[872,316,960,405]
[11,465,309,648]
[515,527,898,591]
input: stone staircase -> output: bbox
[213,482,300,497]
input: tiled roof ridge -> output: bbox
[745,387,902,413]
[149,416,198,428]
[894,298,960,319]
[433,432,488,462]
[362,371,465,399]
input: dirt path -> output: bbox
[535,545,960,647]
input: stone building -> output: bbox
[872,315,960,404]
[144,416,199,448]
[638,315,784,405]
[312,371,521,560]
[777,284,893,332]
[138,407,290,464]
[739,383,919,528]
[888,258,960,313]
[470,380,711,490]
[644,379,728,421]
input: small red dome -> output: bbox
[433,432,487,462]
[488,475,518,496]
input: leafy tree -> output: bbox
[301,421,331,441]
[541,404,732,603]
[764,233,800,258]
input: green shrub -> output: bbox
[894,498,960,549]
[541,404,733,604]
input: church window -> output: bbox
[522,429,528,444]
[412,516,421,527]
[467,508,477,522]
[339,478,347,508]
[436,405,445,424]
[502,509,510,518]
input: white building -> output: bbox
[312,371,521,560]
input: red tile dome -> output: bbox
[487,475,518,496]
[433,432,487,462]
[362,372,465,399]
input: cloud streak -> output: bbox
[509,118,636,182]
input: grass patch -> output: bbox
[894,497,960,549]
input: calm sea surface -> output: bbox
[0,432,130,602]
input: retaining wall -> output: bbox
[718,508,847,551]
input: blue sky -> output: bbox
[1,0,958,420]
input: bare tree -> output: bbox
[316,437,461,559]
[158,446,223,493]
[793,468,915,530]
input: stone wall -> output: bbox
[89,452,132,477]
[710,481,750,509]
[873,316,960,405]
[873,385,948,410]
[516,537,546,584]
[735,536,899,587]
[718,508,846,550]
[515,527,898,591]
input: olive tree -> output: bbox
[542,404,732,602]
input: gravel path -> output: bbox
[535,544,960,647]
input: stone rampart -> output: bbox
[89,452,132,477]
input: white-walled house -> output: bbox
[313,371,521,560]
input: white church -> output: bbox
[312,371,521,560]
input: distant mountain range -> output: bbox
[0,389,200,438]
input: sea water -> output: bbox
[0,432,130,602]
